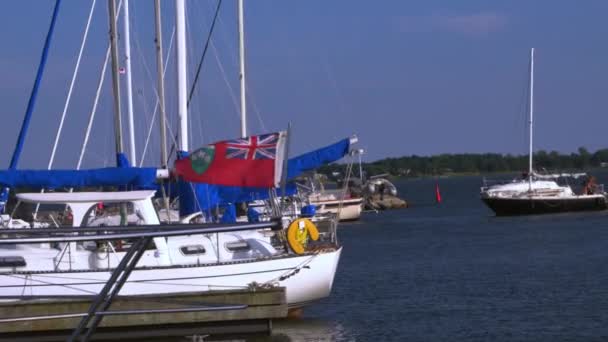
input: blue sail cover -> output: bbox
[178,138,350,214]
[179,182,298,214]
[0,168,158,190]
[116,152,131,168]
[286,138,350,179]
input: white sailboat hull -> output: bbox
[313,198,363,222]
[0,248,342,308]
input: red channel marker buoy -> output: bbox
[435,182,442,204]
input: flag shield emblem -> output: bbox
[190,146,215,175]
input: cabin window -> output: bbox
[180,245,206,255]
[0,256,26,267]
[225,241,250,252]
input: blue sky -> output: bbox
[0,0,607,169]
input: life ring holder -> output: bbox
[286,218,319,254]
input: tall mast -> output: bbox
[108,0,124,164]
[7,0,62,171]
[154,0,168,168]
[238,0,247,138]
[123,0,136,165]
[528,48,534,190]
[176,0,188,153]
[109,0,129,226]
[0,0,62,212]
[154,0,172,222]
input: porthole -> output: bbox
[180,245,206,255]
[0,256,26,267]
[225,241,250,252]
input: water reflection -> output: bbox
[268,318,351,341]
[189,318,351,342]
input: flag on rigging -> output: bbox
[174,131,288,188]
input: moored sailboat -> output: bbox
[0,0,345,311]
[480,48,607,216]
[0,188,341,308]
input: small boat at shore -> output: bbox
[296,174,363,222]
[309,190,363,222]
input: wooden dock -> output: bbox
[0,287,287,341]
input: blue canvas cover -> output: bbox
[116,152,131,168]
[220,203,237,223]
[176,150,204,217]
[287,138,350,179]
[0,167,158,190]
[177,182,217,217]
[178,182,297,214]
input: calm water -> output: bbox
[200,175,608,341]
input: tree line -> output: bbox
[319,147,608,178]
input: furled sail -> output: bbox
[0,168,158,190]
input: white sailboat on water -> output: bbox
[0,0,343,310]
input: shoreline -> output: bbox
[362,168,608,180]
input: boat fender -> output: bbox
[287,218,319,254]
[367,183,376,193]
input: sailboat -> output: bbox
[0,0,344,310]
[480,48,607,216]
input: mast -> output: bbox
[357,149,364,182]
[154,0,168,168]
[0,0,63,212]
[528,48,534,191]
[108,0,124,164]
[108,0,129,226]
[238,0,247,138]
[176,0,188,153]
[7,0,62,171]
[123,0,136,165]
[175,0,204,219]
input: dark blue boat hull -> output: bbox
[482,196,608,216]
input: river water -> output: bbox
[252,174,608,341]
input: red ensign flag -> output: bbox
[174,132,287,188]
